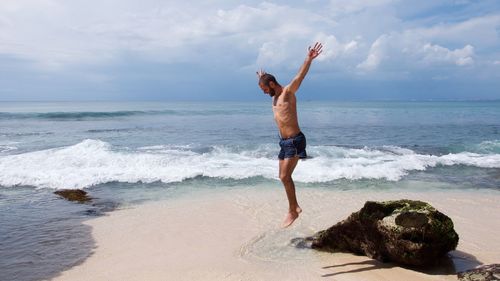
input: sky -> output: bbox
[0,0,499,101]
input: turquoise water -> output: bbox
[0,101,499,280]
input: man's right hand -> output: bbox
[256,69,266,79]
[307,42,323,61]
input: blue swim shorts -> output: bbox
[278,131,307,160]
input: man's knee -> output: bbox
[279,173,293,183]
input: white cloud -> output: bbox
[0,0,498,80]
[0,1,335,70]
[314,33,357,61]
[328,0,396,15]
[422,43,474,66]
[356,35,388,71]
[414,14,500,48]
[355,13,492,72]
[256,41,288,67]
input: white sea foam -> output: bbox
[0,142,19,153]
[137,144,194,151]
[473,140,500,154]
[0,139,499,189]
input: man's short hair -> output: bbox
[259,73,278,87]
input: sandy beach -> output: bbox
[54,185,500,281]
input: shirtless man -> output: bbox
[256,42,323,227]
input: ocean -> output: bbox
[1,100,499,280]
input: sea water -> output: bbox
[0,101,499,280]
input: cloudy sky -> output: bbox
[1,0,499,101]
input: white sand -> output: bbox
[54,186,500,281]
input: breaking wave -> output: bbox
[0,139,499,189]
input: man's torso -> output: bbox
[272,86,300,138]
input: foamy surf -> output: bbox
[0,142,19,153]
[0,139,499,189]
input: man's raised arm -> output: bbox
[288,42,323,94]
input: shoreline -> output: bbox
[54,187,500,281]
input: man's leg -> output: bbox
[279,156,302,227]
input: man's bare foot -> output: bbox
[282,210,300,228]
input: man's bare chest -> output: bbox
[273,99,296,119]
[273,94,295,109]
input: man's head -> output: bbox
[258,73,280,97]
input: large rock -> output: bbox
[458,264,500,281]
[311,199,459,267]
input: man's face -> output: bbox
[259,82,275,97]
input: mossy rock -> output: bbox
[310,199,459,267]
[458,264,500,281]
[54,189,91,203]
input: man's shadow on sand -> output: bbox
[319,250,482,278]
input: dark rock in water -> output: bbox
[54,189,91,203]
[310,199,459,267]
[458,264,500,281]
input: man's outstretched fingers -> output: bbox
[256,69,266,78]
